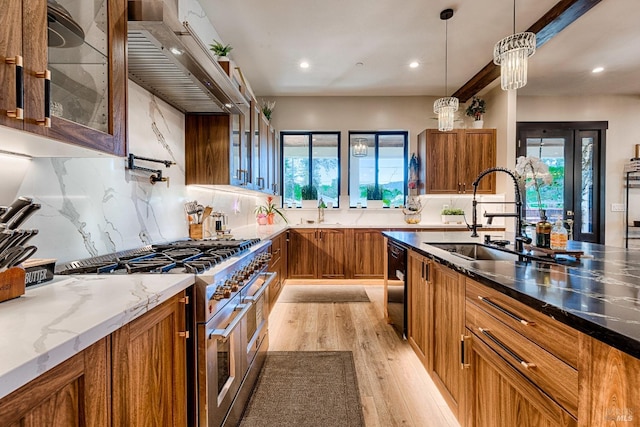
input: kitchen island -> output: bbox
[384,231,640,426]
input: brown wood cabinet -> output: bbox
[268,231,287,308]
[418,129,496,194]
[0,0,127,156]
[431,262,466,422]
[579,335,640,426]
[288,228,346,279]
[349,228,385,279]
[186,114,247,187]
[0,338,109,426]
[407,250,431,367]
[111,291,188,426]
[464,331,577,427]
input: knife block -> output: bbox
[0,267,26,303]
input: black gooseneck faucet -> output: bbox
[470,167,531,252]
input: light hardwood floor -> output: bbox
[268,283,459,427]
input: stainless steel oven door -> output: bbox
[243,272,276,365]
[205,296,250,427]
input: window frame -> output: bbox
[347,130,409,208]
[279,131,341,207]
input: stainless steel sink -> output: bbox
[427,243,522,261]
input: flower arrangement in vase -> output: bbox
[465,96,486,128]
[254,196,288,225]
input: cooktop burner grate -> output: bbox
[57,239,262,275]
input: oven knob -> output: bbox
[227,279,239,291]
[212,291,225,301]
[222,287,232,298]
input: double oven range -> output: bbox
[57,237,276,426]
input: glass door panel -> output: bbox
[47,0,109,132]
[282,134,310,207]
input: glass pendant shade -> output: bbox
[433,97,458,132]
[493,32,536,90]
[352,137,368,157]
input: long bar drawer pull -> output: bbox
[5,55,24,120]
[479,327,536,369]
[478,296,534,326]
[460,334,470,369]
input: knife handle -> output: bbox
[7,203,40,230]
[0,196,33,223]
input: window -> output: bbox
[281,132,340,207]
[348,131,408,207]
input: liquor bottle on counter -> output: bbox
[535,211,552,248]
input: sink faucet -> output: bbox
[470,167,531,252]
[317,198,326,223]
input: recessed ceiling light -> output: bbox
[300,61,310,69]
[409,61,419,68]
[356,62,364,67]
[592,66,604,73]
[170,47,183,55]
[224,103,233,108]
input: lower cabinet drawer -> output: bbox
[466,278,578,368]
[466,300,578,417]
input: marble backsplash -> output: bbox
[0,81,260,264]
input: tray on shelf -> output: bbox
[524,244,584,260]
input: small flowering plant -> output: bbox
[465,96,486,120]
[254,196,288,223]
[261,99,276,121]
[515,156,553,218]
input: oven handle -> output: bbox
[244,272,277,302]
[208,303,251,340]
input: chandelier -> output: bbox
[433,8,458,132]
[352,137,368,157]
[493,1,536,90]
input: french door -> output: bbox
[516,122,607,243]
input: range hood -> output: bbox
[127,1,249,114]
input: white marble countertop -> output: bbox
[0,273,194,400]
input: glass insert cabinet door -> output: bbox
[46,0,109,132]
[517,124,604,244]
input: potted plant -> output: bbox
[465,96,486,128]
[209,39,233,59]
[254,196,288,225]
[366,184,384,208]
[300,184,317,208]
[441,207,466,224]
[261,99,276,121]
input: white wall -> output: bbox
[517,94,640,247]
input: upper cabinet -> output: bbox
[418,129,496,194]
[0,0,127,156]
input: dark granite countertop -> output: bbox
[383,231,640,360]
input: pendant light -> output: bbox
[352,137,368,157]
[433,8,458,132]
[493,0,536,90]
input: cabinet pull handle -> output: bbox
[35,70,51,127]
[457,183,461,194]
[257,176,264,189]
[460,334,470,369]
[272,183,278,194]
[319,230,322,240]
[5,55,24,120]
[462,182,466,193]
[179,296,190,304]
[178,331,190,339]
[478,296,534,326]
[479,327,536,369]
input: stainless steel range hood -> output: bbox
[127,1,249,114]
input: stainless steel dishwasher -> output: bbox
[386,240,407,338]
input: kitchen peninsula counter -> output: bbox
[0,273,195,400]
[384,231,640,360]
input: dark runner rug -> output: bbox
[239,351,364,427]
[277,285,370,303]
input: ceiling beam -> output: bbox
[452,0,603,103]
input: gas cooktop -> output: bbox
[56,238,262,275]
